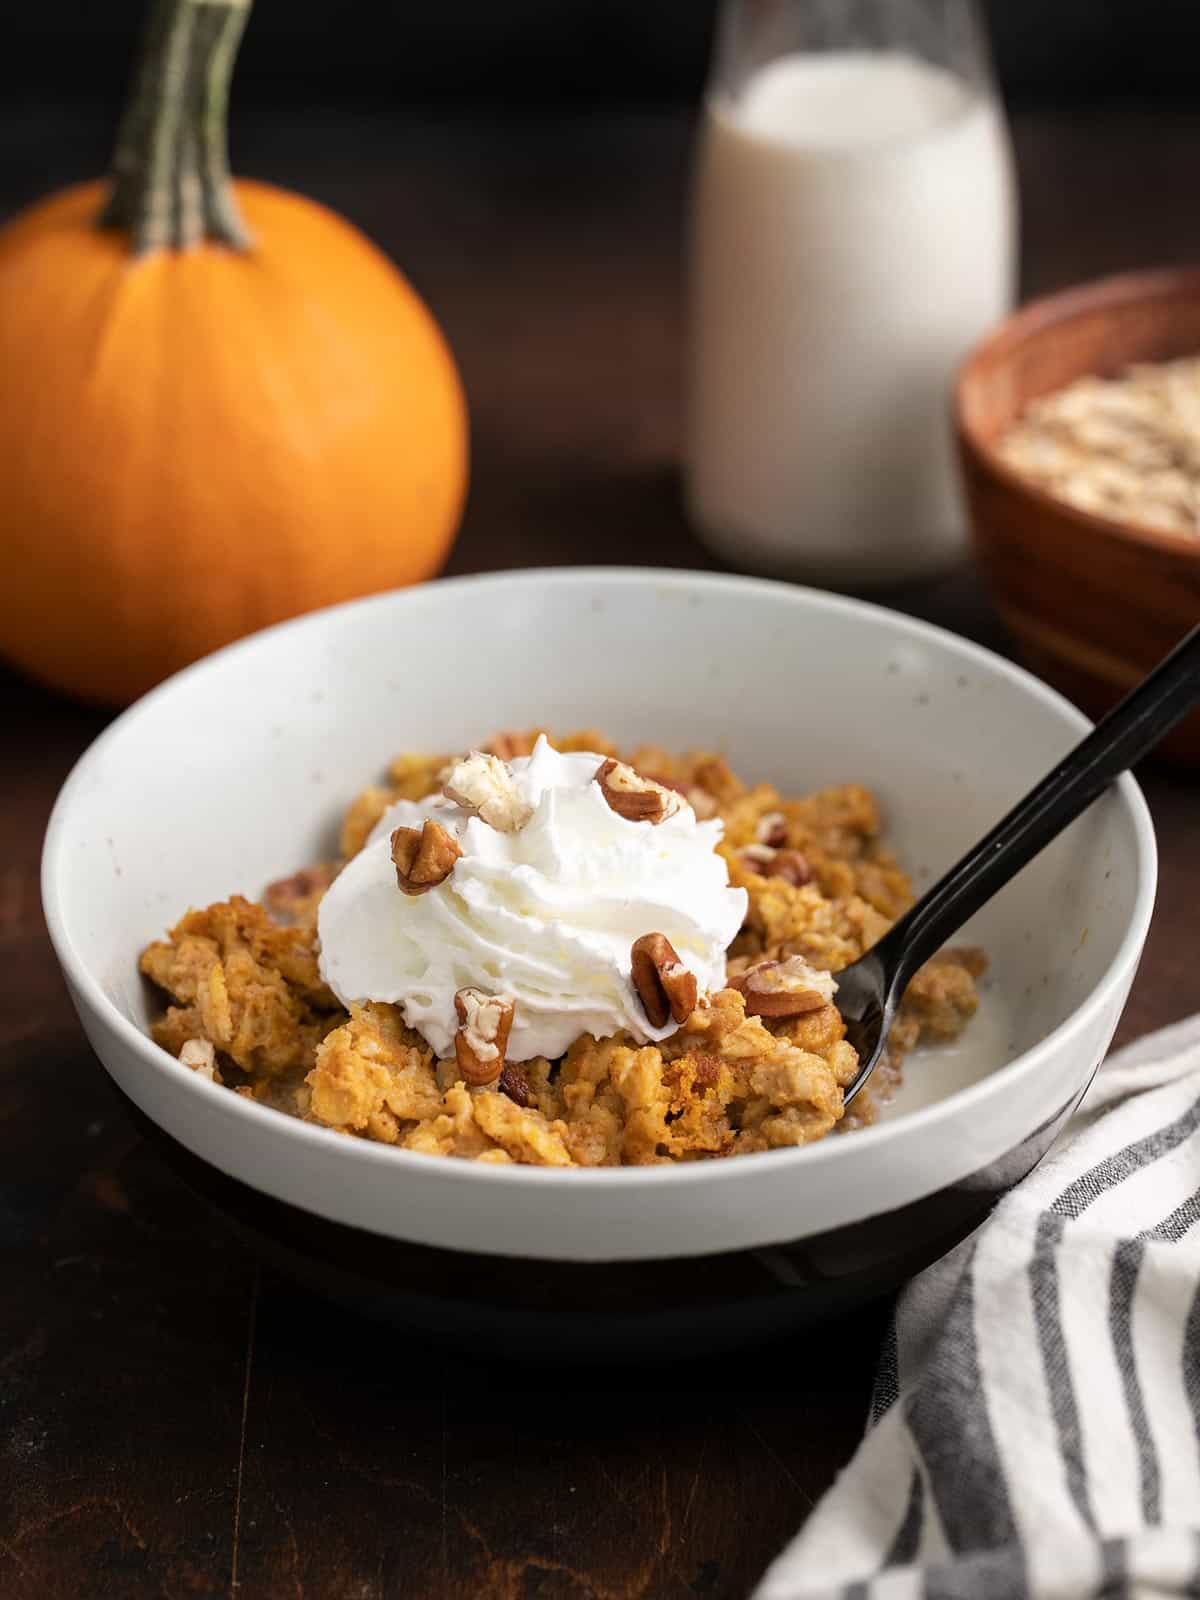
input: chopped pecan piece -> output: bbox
[741,844,778,873]
[739,844,811,886]
[498,1062,532,1107]
[596,759,685,824]
[263,863,337,922]
[390,818,462,895]
[630,933,698,1028]
[179,1037,219,1081]
[486,730,540,761]
[686,786,719,821]
[756,811,789,848]
[444,752,532,832]
[730,956,837,1018]
[773,850,813,887]
[453,989,516,1085]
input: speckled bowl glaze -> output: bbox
[42,570,1156,1355]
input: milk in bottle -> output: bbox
[686,43,1017,583]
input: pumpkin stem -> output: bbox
[99,0,253,256]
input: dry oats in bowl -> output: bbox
[998,356,1200,539]
[41,571,1154,1350]
[955,266,1200,768]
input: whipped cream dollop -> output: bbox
[317,738,748,1062]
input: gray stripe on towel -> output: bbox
[1108,1239,1160,1523]
[882,1465,925,1568]
[921,1544,1030,1600]
[870,1317,900,1426]
[1030,1211,1094,1528]
[1141,1185,1200,1244]
[905,1263,1024,1574]
[1183,1284,1200,1473]
[1052,1094,1200,1220]
[1097,1535,1126,1598]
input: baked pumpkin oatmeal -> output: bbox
[141,728,985,1165]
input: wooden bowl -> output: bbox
[954,267,1200,767]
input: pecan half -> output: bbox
[444,752,533,832]
[730,956,836,1018]
[453,989,516,1085]
[596,759,684,824]
[630,933,698,1028]
[756,811,789,848]
[390,818,462,895]
[498,1062,532,1107]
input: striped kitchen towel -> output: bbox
[756,1013,1200,1600]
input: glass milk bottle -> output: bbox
[685,0,1017,585]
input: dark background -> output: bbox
[6,7,1200,1599]
[9,2,1200,115]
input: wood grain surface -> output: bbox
[1,105,1198,1600]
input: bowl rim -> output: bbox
[954,264,1200,561]
[42,566,1158,1193]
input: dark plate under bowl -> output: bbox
[115,1079,1090,1363]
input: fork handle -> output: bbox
[877,622,1200,986]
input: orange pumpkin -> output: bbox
[0,0,467,706]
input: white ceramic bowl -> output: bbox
[43,570,1155,1304]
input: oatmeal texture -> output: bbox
[998,356,1200,537]
[142,730,985,1165]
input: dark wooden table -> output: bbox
[2,104,1198,1600]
